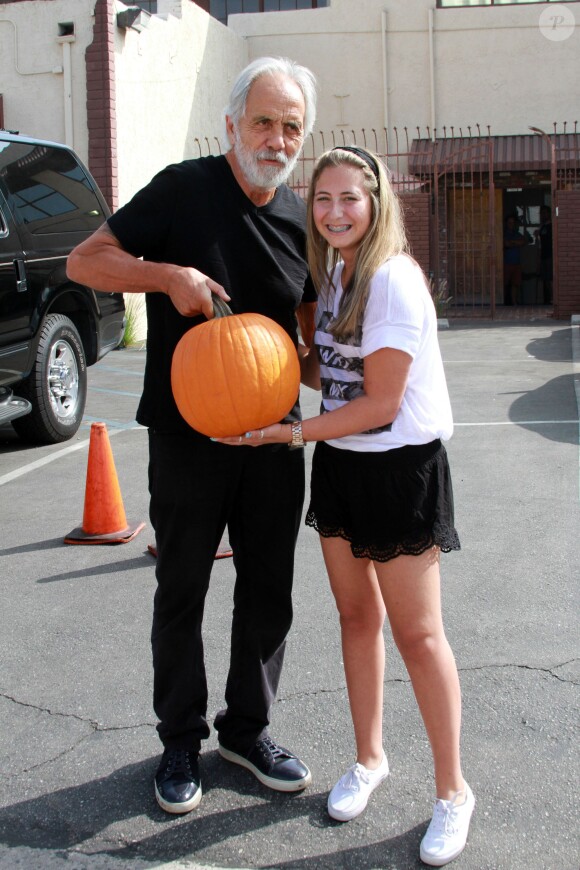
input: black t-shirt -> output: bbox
[108,155,315,433]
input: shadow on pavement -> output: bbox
[525,327,573,362]
[0,751,428,869]
[35,552,153,584]
[507,374,578,444]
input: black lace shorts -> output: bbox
[305,439,461,562]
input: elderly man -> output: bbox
[67,56,317,814]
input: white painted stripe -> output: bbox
[81,416,145,430]
[455,420,578,427]
[95,365,145,376]
[0,424,145,486]
[1,419,575,487]
[0,439,91,486]
[90,386,142,398]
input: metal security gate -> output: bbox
[194,124,578,319]
[432,139,497,317]
[291,129,497,316]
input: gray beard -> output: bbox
[233,131,300,190]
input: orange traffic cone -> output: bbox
[64,422,145,545]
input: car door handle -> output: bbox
[13,258,27,292]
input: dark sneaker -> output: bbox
[219,736,312,792]
[154,748,202,814]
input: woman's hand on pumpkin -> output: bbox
[212,423,290,447]
[165,266,230,319]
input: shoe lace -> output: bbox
[164,749,195,776]
[341,763,370,792]
[259,736,290,760]
[429,798,461,836]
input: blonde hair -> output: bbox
[306,147,408,341]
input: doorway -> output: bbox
[502,188,552,305]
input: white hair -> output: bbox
[222,56,317,150]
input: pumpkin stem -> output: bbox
[212,295,233,319]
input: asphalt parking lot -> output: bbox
[0,318,578,870]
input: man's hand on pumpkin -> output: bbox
[165,266,230,319]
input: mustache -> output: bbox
[255,150,289,165]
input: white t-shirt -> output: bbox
[314,254,454,452]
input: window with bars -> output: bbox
[133,1,157,13]
[203,1,328,26]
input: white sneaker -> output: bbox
[419,782,475,866]
[327,753,389,821]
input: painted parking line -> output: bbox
[95,365,145,376]
[81,416,146,430]
[2,417,575,489]
[455,420,578,426]
[89,387,143,398]
[0,424,145,487]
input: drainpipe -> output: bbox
[428,8,436,140]
[381,9,389,132]
[58,36,75,148]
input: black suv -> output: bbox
[0,131,125,444]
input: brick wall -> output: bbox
[85,0,117,211]
[555,190,580,320]
[399,192,431,277]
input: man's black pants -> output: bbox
[148,430,305,754]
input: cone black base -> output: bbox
[65,520,146,545]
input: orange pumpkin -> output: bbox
[171,298,301,438]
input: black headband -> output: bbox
[331,145,381,183]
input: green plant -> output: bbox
[120,293,146,348]
[429,278,453,317]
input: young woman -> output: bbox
[216,145,474,866]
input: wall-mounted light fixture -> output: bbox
[117,6,151,33]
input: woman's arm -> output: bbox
[216,345,411,446]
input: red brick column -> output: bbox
[400,192,431,277]
[554,190,580,319]
[85,0,118,211]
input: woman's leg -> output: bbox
[375,548,464,799]
[322,535,386,769]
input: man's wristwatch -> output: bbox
[289,421,305,449]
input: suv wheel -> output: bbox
[13,314,87,444]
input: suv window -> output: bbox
[0,141,104,235]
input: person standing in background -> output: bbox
[503,214,525,306]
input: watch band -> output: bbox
[289,421,305,449]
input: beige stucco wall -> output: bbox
[0,0,248,345]
[0,0,95,152]
[0,0,247,204]
[114,0,247,207]
[228,0,580,138]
